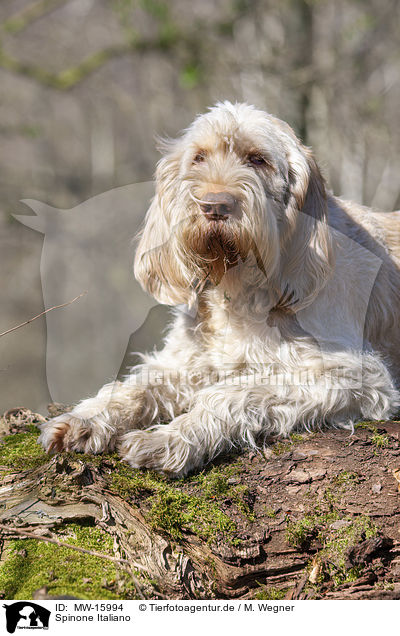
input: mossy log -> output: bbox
[1,407,400,600]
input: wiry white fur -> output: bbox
[39,102,400,476]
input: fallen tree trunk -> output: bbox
[1,407,400,600]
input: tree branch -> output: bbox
[0,292,87,338]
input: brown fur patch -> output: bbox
[181,216,255,285]
[48,421,70,453]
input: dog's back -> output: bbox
[330,196,400,382]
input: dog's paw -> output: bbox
[117,421,197,477]
[39,411,116,454]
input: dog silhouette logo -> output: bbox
[15,182,156,405]
[3,602,50,633]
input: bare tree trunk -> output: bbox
[295,0,314,144]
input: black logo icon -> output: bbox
[3,602,50,633]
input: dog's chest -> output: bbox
[196,292,283,367]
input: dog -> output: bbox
[39,101,400,476]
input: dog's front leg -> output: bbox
[118,382,268,476]
[118,353,400,476]
[39,311,204,455]
[38,367,194,455]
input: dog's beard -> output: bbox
[179,214,257,286]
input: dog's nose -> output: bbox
[200,192,237,218]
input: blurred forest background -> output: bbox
[0,0,400,413]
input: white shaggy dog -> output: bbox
[39,102,400,476]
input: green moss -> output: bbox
[287,472,382,588]
[0,426,48,473]
[355,421,378,432]
[375,581,394,591]
[146,486,238,543]
[191,463,255,519]
[271,432,308,455]
[110,461,168,498]
[253,585,288,600]
[195,469,233,497]
[63,450,107,468]
[286,510,339,549]
[320,516,378,586]
[287,491,380,589]
[322,487,339,507]
[264,507,277,519]
[371,432,389,449]
[355,422,390,451]
[290,433,305,443]
[333,471,359,486]
[0,523,137,600]
[109,459,251,544]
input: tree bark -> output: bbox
[1,407,400,600]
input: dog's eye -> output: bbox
[193,151,206,164]
[247,154,267,166]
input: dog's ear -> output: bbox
[280,144,334,309]
[134,148,192,305]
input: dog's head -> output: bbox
[135,102,333,309]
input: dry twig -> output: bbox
[0,292,87,338]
